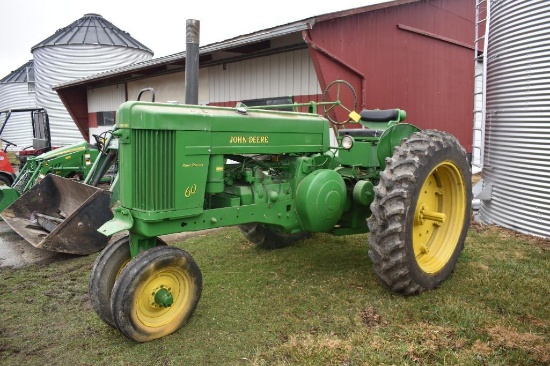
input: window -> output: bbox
[241,97,294,111]
[97,111,115,126]
[27,67,35,94]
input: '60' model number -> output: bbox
[185,184,197,198]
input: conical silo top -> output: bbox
[0,60,34,84]
[31,13,153,54]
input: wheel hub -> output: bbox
[415,204,446,226]
[153,286,173,308]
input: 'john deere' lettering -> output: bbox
[229,136,247,143]
[229,135,269,144]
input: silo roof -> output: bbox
[31,13,153,54]
[0,60,34,84]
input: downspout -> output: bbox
[302,29,367,107]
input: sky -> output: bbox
[0,0,392,79]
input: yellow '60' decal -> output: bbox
[185,184,197,198]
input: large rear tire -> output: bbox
[367,130,472,295]
[89,235,166,328]
[110,245,202,342]
[238,223,309,249]
[0,174,12,186]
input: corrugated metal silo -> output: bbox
[31,13,153,146]
[0,61,37,151]
[479,1,550,238]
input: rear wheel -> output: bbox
[110,245,202,342]
[0,174,11,186]
[89,235,166,328]
[238,223,309,249]
[367,130,472,295]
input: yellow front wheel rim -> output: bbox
[134,267,192,329]
[413,161,466,274]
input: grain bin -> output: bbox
[31,13,153,146]
[0,61,37,150]
[479,1,550,238]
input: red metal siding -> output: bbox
[88,113,98,128]
[57,86,90,140]
[307,0,476,152]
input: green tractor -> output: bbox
[91,81,472,342]
[0,141,100,214]
[0,106,106,214]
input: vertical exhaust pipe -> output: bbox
[185,19,200,105]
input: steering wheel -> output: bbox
[1,138,17,152]
[92,130,112,152]
[321,80,358,125]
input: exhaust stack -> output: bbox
[185,19,200,105]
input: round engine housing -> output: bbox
[295,169,346,232]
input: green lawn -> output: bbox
[0,225,548,365]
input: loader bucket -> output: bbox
[0,174,113,255]
[0,186,20,218]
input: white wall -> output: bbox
[127,69,210,105]
[208,49,320,103]
[87,84,126,112]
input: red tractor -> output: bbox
[0,108,55,185]
[0,138,16,186]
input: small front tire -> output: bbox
[110,245,202,342]
[89,235,166,328]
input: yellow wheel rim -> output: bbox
[116,258,131,278]
[133,264,193,330]
[413,161,466,274]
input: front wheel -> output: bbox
[89,235,167,328]
[110,246,202,342]
[367,130,472,295]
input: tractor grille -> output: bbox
[131,129,175,211]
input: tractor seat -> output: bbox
[338,128,383,137]
[359,109,399,122]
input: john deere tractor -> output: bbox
[90,81,471,342]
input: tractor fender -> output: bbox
[0,151,15,175]
[377,123,421,170]
[0,171,16,185]
[98,207,134,237]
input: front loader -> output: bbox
[0,132,117,254]
[0,106,105,214]
[90,81,472,342]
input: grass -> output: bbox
[0,224,549,365]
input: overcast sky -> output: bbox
[0,0,392,79]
